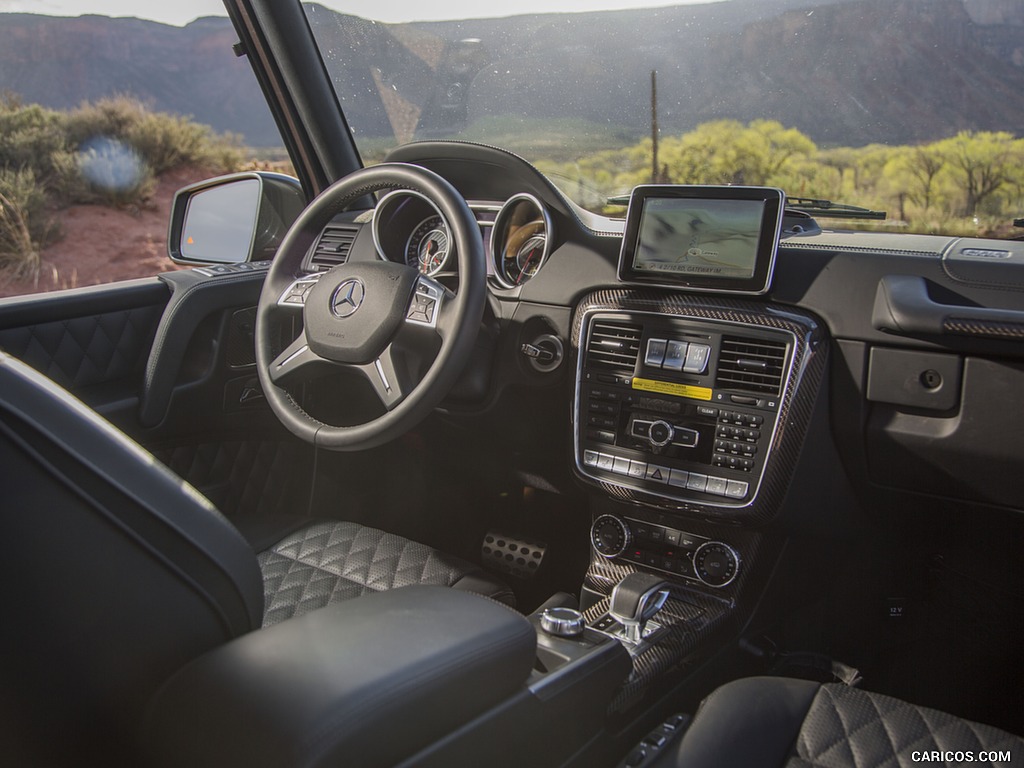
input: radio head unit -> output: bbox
[618,185,785,295]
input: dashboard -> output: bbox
[305,139,1024,552]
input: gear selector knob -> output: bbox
[609,572,670,644]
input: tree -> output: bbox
[935,131,1020,217]
[884,145,944,213]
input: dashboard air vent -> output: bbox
[586,320,642,374]
[716,336,788,395]
[309,225,357,270]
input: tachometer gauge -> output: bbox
[407,216,451,275]
[490,193,553,288]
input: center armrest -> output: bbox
[144,585,536,768]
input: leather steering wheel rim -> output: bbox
[254,163,486,451]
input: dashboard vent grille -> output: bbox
[716,336,788,395]
[586,320,642,374]
[310,225,357,270]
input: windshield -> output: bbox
[304,0,1023,238]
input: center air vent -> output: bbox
[586,320,642,374]
[309,225,357,270]
[716,336,788,395]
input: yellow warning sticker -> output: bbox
[631,378,713,401]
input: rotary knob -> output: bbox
[648,420,674,447]
[692,541,741,588]
[591,514,631,559]
[540,607,585,637]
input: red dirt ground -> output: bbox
[0,167,211,299]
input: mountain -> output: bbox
[0,0,1022,149]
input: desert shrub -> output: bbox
[127,110,243,174]
[0,168,57,280]
[64,96,242,176]
[0,96,68,185]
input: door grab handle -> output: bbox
[872,275,1024,338]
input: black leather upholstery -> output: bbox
[259,520,515,625]
[661,677,1024,768]
[146,586,537,768]
[0,351,513,766]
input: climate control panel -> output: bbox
[591,514,741,588]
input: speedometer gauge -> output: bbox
[371,189,456,276]
[406,216,451,275]
[490,193,553,288]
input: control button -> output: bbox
[706,476,728,496]
[648,420,674,447]
[739,458,755,471]
[725,480,749,499]
[597,454,615,471]
[612,457,631,475]
[643,552,659,567]
[663,340,687,371]
[671,427,699,448]
[730,395,758,406]
[649,527,664,543]
[583,450,600,467]
[645,338,667,367]
[686,473,708,492]
[585,429,616,444]
[696,405,719,418]
[665,529,681,546]
[632,419,653,439]
[627,460,647,478]
[683,343,711,374]
[645,464,670,484]
[633,523,651,540]
[668,468,689,488]
[643,733,668,749]
[678,535,700,551]
[660,556,678,573]
[751,415,765,426]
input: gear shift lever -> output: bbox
[609,572,670,644]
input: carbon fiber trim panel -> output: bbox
[572,290,827,523]
[943,317,1024,339]
[584,505,769,714]
[583,586,726,715]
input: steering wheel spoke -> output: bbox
[269,334,323,384]
[357,343,410,410]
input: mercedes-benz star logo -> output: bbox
[330,278,365,318]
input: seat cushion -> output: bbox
[667,677,1024,768]
[257,520,515,625]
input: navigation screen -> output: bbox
[634,198,765,280]
[618,185,784,295]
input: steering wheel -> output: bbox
[254,163,486,451]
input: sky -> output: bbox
[0,0,721,26]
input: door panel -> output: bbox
[0,273,312,526]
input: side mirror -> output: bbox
[167,172,305,266]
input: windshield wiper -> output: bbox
[785,197,886,220]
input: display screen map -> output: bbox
[633,197,766,280]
